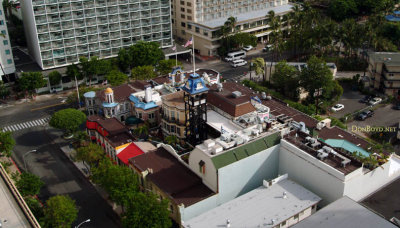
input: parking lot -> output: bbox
[330,84,368,119]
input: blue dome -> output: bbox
[181,73,209,95]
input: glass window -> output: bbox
[195,27,199,33]
[181,14,185,19]
[7,59,12,64]
[3,40,8,45]
[187,24,192,29]
[0,20,3,25]
[181,22,186,27]
[0,10,2,15]
[5,49,10,55]
[203,31,208,36]
[181,7,185,12]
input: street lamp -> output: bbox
[75,219,91,228]
[23,150,37,171]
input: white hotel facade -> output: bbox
[0,3,16,81]
[21,0,173,70]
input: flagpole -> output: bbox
[192,35,195,76]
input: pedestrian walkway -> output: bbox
[1,116,51,132]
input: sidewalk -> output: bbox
[59,145,123,215]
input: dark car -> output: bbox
[393,103,400,110]
[360,95,373,103]
[357,110,374,120]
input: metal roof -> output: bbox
[293,196,398,228]
[184,178,321,228]
[211,131,281,169]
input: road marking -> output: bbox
[30,102,65,111]
[10,125,16,131]
[1,117,51,132]
[17,124,24,129]
[32,120,39,126]
[22,123,28,128]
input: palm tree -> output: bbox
[266,10,282,78]
[2,0,14,19]
[134,125,149,139]
[251,58,265,81]
[224,16,237,34]
[165,135,179,146]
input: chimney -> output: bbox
[145,86,152,103]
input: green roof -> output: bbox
[211,132,281,169]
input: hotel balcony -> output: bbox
[119,0,129,4]
[119,7,129,13]
[49,25,62,32]
[34,9,46,15]
[66,56,78,63]
[130,5,139,11]
[59,6,72,12]
[39,35,50,42]
[96,2,107,7]
[46,7,59,14]
[33,0,45,6]
[48,17,60,23]
[37,27,48,33]
[100,43,111,49]
[42,53,53,60]
[107,0,118,6]
[129,0,139,3]
[46,0,58,4]
[64,41,76,47]
[161,9,169,15]
[50,34,62,40]
[63,32,75,38]
[61,23,73,29]
[40,44,52,50]
[84,3,95,9]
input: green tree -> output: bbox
[17,72,47,95]
[0,130,15,157]
[66,64,83,81]
[97,59,114,76]
[328,0,358,21]
[49,108,86,134]
[91,161,139,208]
[0,81,10,99]
[43,195,78,228]
[106,70,128,86]
[117,48,133,72]
[224,16,237,34]
[157,59,183,75]
[131,66,156,80]
[271,61,300,99]
[79,56,100,86]
[48,71,62,86]
[76,143,105,168]
[25,197,44,222]
[165,135,179,146]
[129,41,164,67]
[134,125,149,139]
[300,56,334,102]
[122,192,172,228]
[16,172,44,197]
[2,0,14,18]
[251,58,265,81]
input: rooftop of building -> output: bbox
[368,52,400,65]
[95,84,138,103]
[193,3,293,29]
[293,196,398,228]
[161,90,185,109]
[266,61,337,70]
[129,88,161,110]
[151,68,219,86]
[87,115,129,135]
[117,142,144,165]
[283,131,362,175]
[129,147,215,206]
[207,81,256,117]
[130,80,152,91]
[261,97,370,150]
[184,176,321,228]
[0,169,32,228]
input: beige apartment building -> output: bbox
[171,0,292,56]
[367,52,400,97]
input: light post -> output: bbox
[23,150,37,171]
[75,219,91,228]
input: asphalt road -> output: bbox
[0,98,120,228]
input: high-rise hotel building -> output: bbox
[21,0,173,70]
[0,3,16,81]
[171,0,292,56]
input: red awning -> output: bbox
[117,143,144,165]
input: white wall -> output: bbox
[279,139,345,206]
[20,1,42,69]
[188,147,218,192]
[0,3,15,76]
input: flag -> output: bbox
[184,37,193,47]
[172,45,176,51]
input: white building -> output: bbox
[20,0,173,70]
[184,175,321,228]
[0,3,16,82]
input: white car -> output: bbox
[230,59,247,68]
[242,45,253,52]
[369,97,382,105]
[331,104,344,112]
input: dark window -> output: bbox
[181,7,185,12]
[187,24,192,29]
[187,2,191,6]
[181,14,185,19]
[187,16,192,20]
[195,27,199,33]
[203,31,208,36]
[187,9,192,13]
[181,22,186,27]
[180,0,184,4]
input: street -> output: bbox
[0,97,120,228]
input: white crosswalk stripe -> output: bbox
[1,116,51,132]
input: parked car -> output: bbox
[393,103,400,110]
[242,45,253,52]
[369,97,382,105]
[360,95,373,103]
[331,104,344,112]
[230,59,247,68]
[357,110,374,120]
[263,44,273,52]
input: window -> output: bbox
[172,19,174,24]
[181,7,185,12]
[170,205,174,213]
[198,160,205,174]
[203,31,208,36]
[3,40,8,45]
[180,0,184,4]
[138,112,142,118]
[149,113,155,119]
[187,24,192,29]
[6,59,12,64]
[187,9,192,13]
[0,10,2,15]
[181,22,186,27]
[0,20,3,25]
[389,73,394,77]
[294,214,299,220]
[187,16,192,20]
[181,30,185,35]
[187,2,191,6]
[312,205,316,210]
[181,14,185,19]
[5,49,10,55]
[171,125,175,133]
[281,221,286,226]
[195,27,199,33]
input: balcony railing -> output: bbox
[46,0,58,4]
[34,10,46,15]
[33,0,45,5]
[50,26,61,31]
[64,41,76,47]
[59,7,72,12]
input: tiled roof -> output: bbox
[211,131,281,169]
[87,115,127,135]
[129,147,215,206]
[207,82,256,117]
[162,90,185,109]
[130,80,151,90]
[95,84,137,103]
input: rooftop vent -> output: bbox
[266,96,272,100]
[232,91,242,98]
[261,92,267,99]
